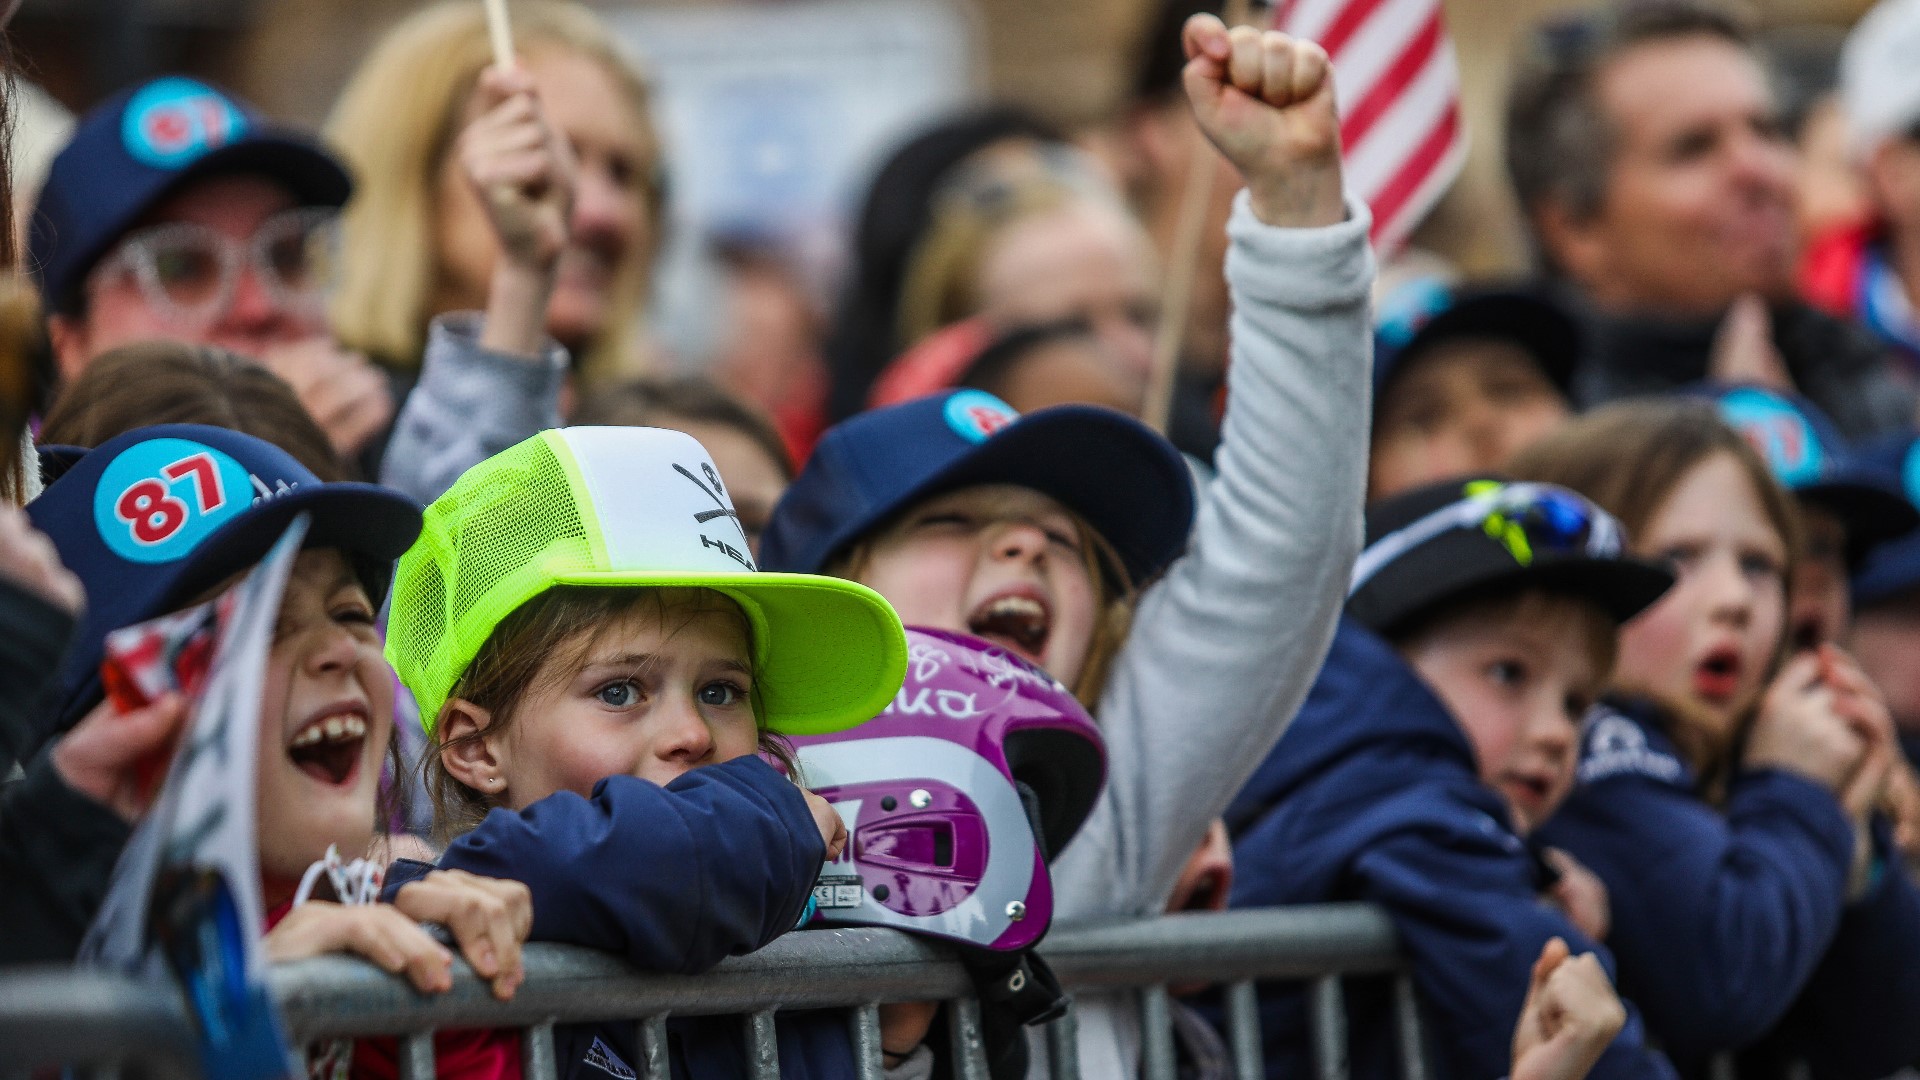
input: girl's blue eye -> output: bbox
[597,681,639,708]
[699,681,746,707]
[1740,552,1783,581]
[1488,660,1526,687]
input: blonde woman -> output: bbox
[326,0,663,385]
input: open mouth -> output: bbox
[287,708,368,787]
[1792,617,1825,653]
[967,591,1052,662]
[1693,648,1743,702]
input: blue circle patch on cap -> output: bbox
[1718,387,1824,488]
[93,438,255,564]
[121,77,248,170]
[943,390,1018,445]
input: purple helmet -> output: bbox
[789,627,1106,952]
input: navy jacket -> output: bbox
[388,755,855,1079]
[1539,699,1920,1078]
[1223,619,1674,1080]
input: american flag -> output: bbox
[1274,0,1467,255]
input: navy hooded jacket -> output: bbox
[1539,699,1920,1078]
[386,754,856,1079]
[1222,619,1675,1080]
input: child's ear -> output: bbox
[437,699,506,796]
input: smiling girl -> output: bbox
[1510,399,1920,1075]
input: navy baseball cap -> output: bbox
[1694,383,1919,569]
[1348,476,1673,639]
[759,390,1195,587]
[29,76,352,311]
[1852,433,1920,608]
[25,424,420,751]
[1372,280,1579,404]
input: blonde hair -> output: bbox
[425,586,790,842]
[324,0,662,381]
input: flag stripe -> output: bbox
[1371,103,1461,241]
[1339,10,1443,151]
[1313,0,1388,58]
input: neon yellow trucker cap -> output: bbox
[388,426,907,734]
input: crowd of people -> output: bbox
[5,0,1920,1077]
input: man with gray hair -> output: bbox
[1802,0,1920,369]
[1504,0,1916,438]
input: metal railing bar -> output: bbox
[1392,974,1428,1080]
[522,1019,558,1080]
[1224,979,1263,1080]
[745,1009,780,1080]
[638,1014,670,1080]
[0,968,199,1078]
[1042,906,1402,989]
[847,1003,885,1080]
[1044,1001,1081,1080]
[1140,984,1177,1080]
[947,996,990,1080]
[398,1030,436,1080]
[1709,1054,1737,1080]
[1309,975,1348,1080]
[272,928,971,1039]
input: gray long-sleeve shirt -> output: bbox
[1038,190,1373,1078]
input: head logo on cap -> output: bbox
[121,77,248,169]
[91,438,259,563]
[943,390,1018,444]
[1718,388,1823,487]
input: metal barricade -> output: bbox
[0,904,1421,1080]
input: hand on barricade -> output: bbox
[50,693,188,822]
[1511,937,1626,1080]
[1744,651,1869,798]
[1541,848,1610,944]
[267,901,457,995]
[257,337,395,459]
[1179,12,1344,229]
[804,788,848,861]
[392,868,532,1001]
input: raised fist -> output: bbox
[1181,13,1345,228]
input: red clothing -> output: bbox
[264,899,523,1079]
[1800,218,1880,320]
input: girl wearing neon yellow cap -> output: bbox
[381,424,906,1078]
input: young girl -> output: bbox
[759,15,1369,1074]
[25,425,528,1016]
[381,424,904,1078]
[1509,399,1920,1076]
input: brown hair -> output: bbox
[828,496,1135,710]
[39,341,347,480]
[573,375,794,480]
[425,585,791,842]
[1506,398,1800,771]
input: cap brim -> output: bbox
[888,406,1195,588]
[553,570,907,736]
[1389,291,1580,400]
[1368,554,1675,638]
[168,481,422,612]
[1799,481,1920,565]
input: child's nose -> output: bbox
[987,520,1049,563]
[302,622,361,675]
[652,696,715,763]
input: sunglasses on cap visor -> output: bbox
[85,207,339,327]
[1349,481,1625,594]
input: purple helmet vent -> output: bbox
[791,627,1107,953]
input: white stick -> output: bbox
[483,0,515,69]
